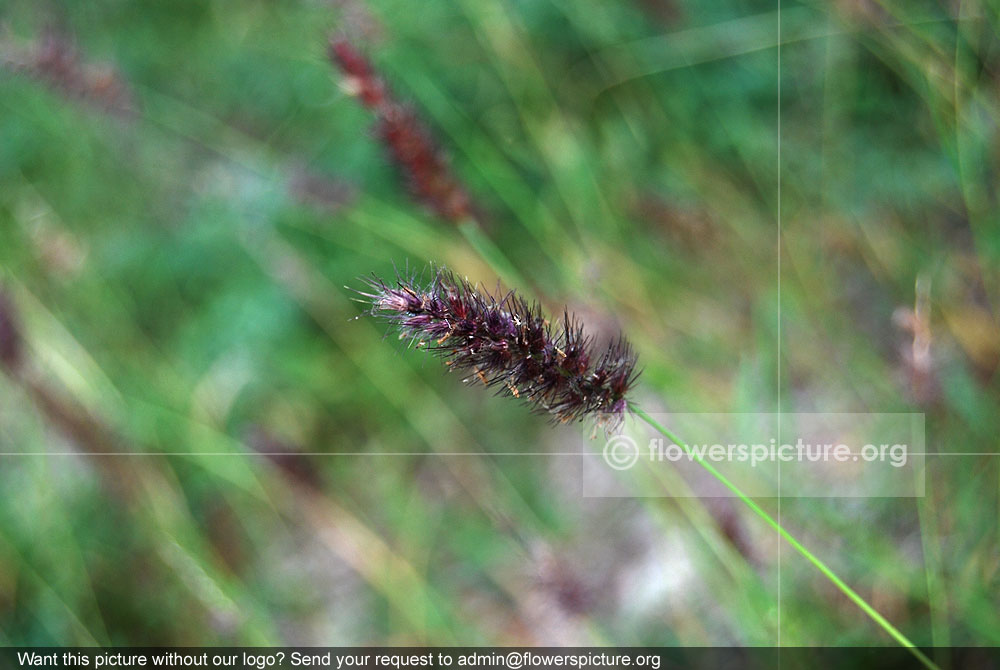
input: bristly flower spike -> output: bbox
[359,267,640,431]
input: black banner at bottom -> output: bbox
[2,647,997,670]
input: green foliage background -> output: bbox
[0,0,998,650]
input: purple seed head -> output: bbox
[328,36,477,224]
[359,268,640,430]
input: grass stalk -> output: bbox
[630,404,937,670]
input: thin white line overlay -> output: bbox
[0,452,990,457]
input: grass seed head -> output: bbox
[360,267,639,430]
